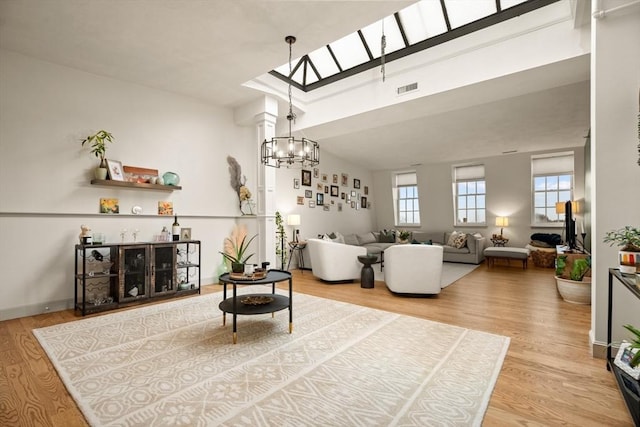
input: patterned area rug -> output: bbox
[373,262,480,288]
[34,289,509,426]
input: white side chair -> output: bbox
[307,238,367,283]
[384,244,444,295]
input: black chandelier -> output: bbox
[261,36,320,168]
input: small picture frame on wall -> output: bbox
[324,185,329,194]
[338,202,343,212]
[313,168,319,178]
[106,159,125,181]
[341,173,348,186]
[309,200,316,208]
[361,196,367,208]
[332,174,338,184]
[351,190,356,197]
[353,178,361,189]
[297,196,304,205]
[317,183,323,191]
[341,192,345,199]
[364,186,369,195]
[331,185,339,197]
[301,170,312,186]
[316,193,324,206]
[180,228,192,240]
[293,178,300,189]
[322,173,328,183]
[305,190,312,198]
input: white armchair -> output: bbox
[307,238,367,282]
[384,244,444,295]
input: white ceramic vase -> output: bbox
[95,167,108,180]
[555,276,591,305]
[618,250,639,274]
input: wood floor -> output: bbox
[0,263,634,426]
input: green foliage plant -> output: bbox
[603,226,640,252]
[398,230,411,241]
[623,324,640,368]
[569,258,591,281]
[219,233,257,265]
[81,130,114,163]
[275,211,287,266]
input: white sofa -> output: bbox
[384,244,443,295]
[307,238,367,283]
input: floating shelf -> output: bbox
[90,179,182,191]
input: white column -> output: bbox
[254,107,278,268]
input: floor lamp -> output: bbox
[287,214,300,243]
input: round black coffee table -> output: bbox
[357,255,377,289]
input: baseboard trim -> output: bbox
[0,298,74,322]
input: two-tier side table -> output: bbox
[218,270,293,344]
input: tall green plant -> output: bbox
[603,226,640,252]
[275,211,288,268]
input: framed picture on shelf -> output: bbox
[614,342,640,380]
[305,190,312,198]
[293,178,300,189]
[106,159,125,181]
[354,178,361,189]
[100,198,119,214]
[180,228,192,240]
[158,201,173,215]
[331,185,339,197]
[316,193,324,206]
[301,170,312,186]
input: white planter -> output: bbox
[619,250,640,274]
[94,167,108,180]
[555,276,591,305]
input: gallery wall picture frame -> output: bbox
[158,201,173,215]
[364,186,369,195]
[317,183,323,191]
[356,201,360,210]
[341,173,348,186]
[309,200,316,208]
[341,192,345,199]
[313,168,319,178]
[351,201,355,208]
[332,174,338,184]
[324,185,329,194]
[301,170,312,186]
[180,228,192,240]
[106,159,125,181]
[321,173,328,182]
[100,198,119,214]
[331,185,339,197]
[353,178,361,189]
[361,196,367,207]
[316,193,324,206]
[323,205,330,211]
[338,202,343,212]
[351,190,356,197]
[297,196,304,205]
[305,190,312,198]
[293,178,300,189]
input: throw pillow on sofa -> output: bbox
[378,230,395,243]
[356,232,377,245]
[447,231,460,246]
[447,231,467,249]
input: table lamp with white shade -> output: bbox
[495,216,509,238]
[287,214,301,242]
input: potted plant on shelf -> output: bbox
[555,253,591,304]
[614,324,640,380]
[219,224,257,274]
[81,130,114,180]
[603,226,640,274]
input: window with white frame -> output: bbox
[453,164,486,226]
[393,172,420,226]
[531,153,574,225]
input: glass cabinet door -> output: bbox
[151,244,176,296]
[119,245,149,301]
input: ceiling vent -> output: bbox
[397,82,418,95]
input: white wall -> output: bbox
[0,50,256,319]
[273,149,376,268]
[372,147,585,246]
[590,4,640,352]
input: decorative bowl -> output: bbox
[162,171,180,186]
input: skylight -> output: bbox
[270,0,559,92]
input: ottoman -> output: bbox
[528,246,557,268]
[484,247,530,269]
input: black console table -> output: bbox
[218,270,292,344]
[607,268,640,425]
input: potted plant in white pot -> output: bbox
[603,226,640,274]
[555,254,591,304]
[81,130,114,180]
